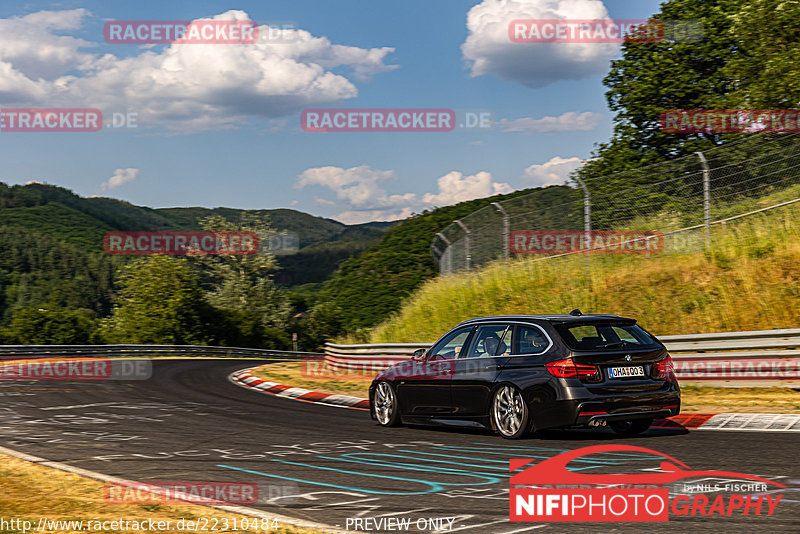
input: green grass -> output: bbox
[364,202,800,343]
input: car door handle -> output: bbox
[482,364,499,371]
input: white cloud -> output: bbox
[296,165,414,209]
[422,171,513,206]
[461,0,619,88]
[0,9,95,83]
[496,111,603,134]
[0,9,397,132]
[296,165,515,223]
[314,197,337,206]
[522,156,583,187]
[101,168,139,191]
[334,208,415,225]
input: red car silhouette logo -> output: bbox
[510,444,785,488]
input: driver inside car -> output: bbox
[482,333,509,357]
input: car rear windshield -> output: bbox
[554,322,661,351]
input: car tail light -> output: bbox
[546,358,599,380]
[653,354,675,380]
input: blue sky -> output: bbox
[0,0,664,224]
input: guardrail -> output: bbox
[0,344,321,360]
[1,329,798,383]
[325,328,800,383]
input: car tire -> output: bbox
[609,418,653,436]
[491,385,531,439]
[373,381,400,427]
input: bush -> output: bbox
[5,305,96,344]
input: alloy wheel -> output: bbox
[374,381,396,425]
[493,385,527,438]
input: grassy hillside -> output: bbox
[367,204,800,342]
[316,185,576,333]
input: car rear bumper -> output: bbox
[577,406,678,427]
[529,382,680,430]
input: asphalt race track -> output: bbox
[0,359,797,533]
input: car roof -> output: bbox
[457,314,636,326]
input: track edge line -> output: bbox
[0,444,347,534]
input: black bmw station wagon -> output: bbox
[369,311,680,439]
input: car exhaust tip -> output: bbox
[588,418,607,427]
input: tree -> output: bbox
[576,0,745,184]
[194,214,292,334]
[724,0,800,108]
[5,305,95,344]
[99,256,210,344]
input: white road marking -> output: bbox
[40,403,119,411]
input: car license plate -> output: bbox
[609,366,645,378]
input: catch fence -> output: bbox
[432,132,800,273]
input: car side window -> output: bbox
[514,325,550,355]
[465,325,510,358]
[428,326,473,360]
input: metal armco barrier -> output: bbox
[0,344,321,361]
[325,328,800,383]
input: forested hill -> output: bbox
[0,182,386,249]
[0,181,393,285]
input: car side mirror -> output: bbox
[411,348,426,361]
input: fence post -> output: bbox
[434,232,451,274]
[430,242,442,273]
[696,151,711,247]
[492,202,510,259]
[454,219,471,270]
[573,177,592,237]
[573,176,592,272]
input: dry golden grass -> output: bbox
[249,361,371,398]
[678,385,800,413]
[0,453,320,534]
